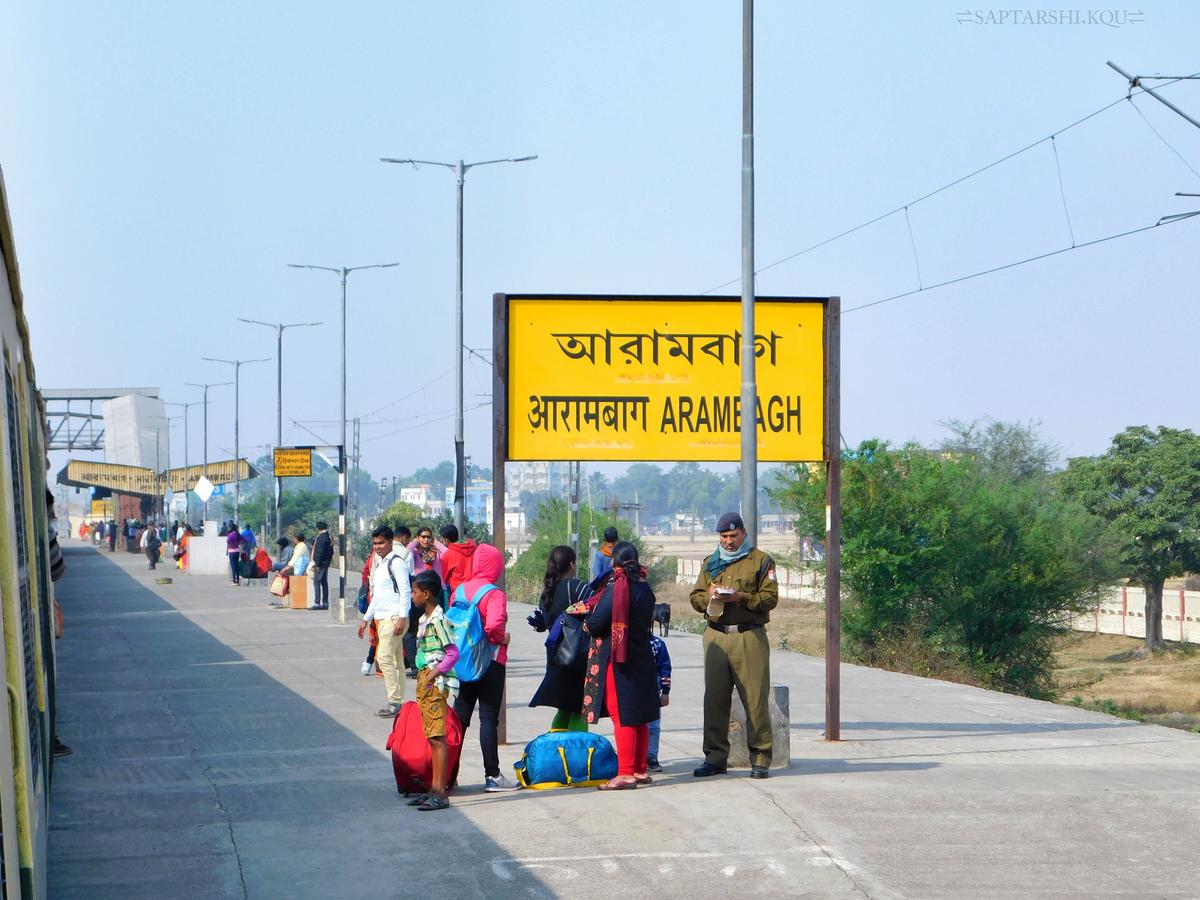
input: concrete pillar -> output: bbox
[728,683,790,769]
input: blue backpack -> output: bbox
[445,583,498,682]
[513,731,618,789]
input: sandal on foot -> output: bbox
[597,777,637,791]
[633,774,653,785]
[406,794,429,807]
[417,795,450,811]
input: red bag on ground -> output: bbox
[384,700,463,797]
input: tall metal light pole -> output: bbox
[287,262,397,506]
[739,0,758,542]
[202,357,269,524]
[186,381,232,521]
[238,317,322,538]
[380,153,537,533]
[289,262,396,623]
[165,400,201,524]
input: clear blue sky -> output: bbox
[3,2,1198,480]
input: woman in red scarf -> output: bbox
[582,542,660,790]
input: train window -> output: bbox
[5,364,40,784]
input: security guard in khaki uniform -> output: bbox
[690,512,778,779]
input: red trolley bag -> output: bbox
[385,700,464,796]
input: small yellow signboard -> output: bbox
[90,499,113,517]
[504,296,828,462]
[273,448,313,478]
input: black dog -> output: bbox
[652,603,671,637]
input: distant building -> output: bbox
[102,394,168,469]
[506,461,570,497]
[444,479,493,525]
[400,484,436,508]
[760,513,800,533]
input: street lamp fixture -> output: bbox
[202,356,269,524]
[286,261,398,538]
[165,400,203,524]
[185,380,232,520]
[379,152,537,532]
[238,317,323,538]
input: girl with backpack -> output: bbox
[582,542,660,790]
[527,545,592,732]
[449,544,518,792]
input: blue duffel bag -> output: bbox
[513,730,619,789]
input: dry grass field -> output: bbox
[1053,632,1200,729]
[654,582,827,656]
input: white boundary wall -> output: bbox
[677,558,822,602]
[1072,586,1200,644]
[677,559,1200,645]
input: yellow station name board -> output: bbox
[505,296,827,462]
[274,448,313,477]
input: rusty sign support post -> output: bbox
[492,292,510,745]
[823,297,841,742]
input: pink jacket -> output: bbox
[461,544,508,666]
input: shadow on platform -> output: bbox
[48,546,549,899]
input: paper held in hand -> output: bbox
[707,586,735,618]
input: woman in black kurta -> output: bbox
[528,546,591,729]
[582,542,660,789]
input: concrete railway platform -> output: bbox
[48,545,1200,898]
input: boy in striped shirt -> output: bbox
[410,571,460,812]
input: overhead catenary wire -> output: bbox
[355,365,455,421]
[1049,136,1077,248]
[1126,95,1200,182]
[902,206,923,290]
[362,400,492,444]
[843,213,1197,314]
[701,75,1197,296]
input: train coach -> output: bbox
[0,164,59,899]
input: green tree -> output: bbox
[1059,426,1200,651]
[611,463,668,519]
[773,439,1112,697]
[377,500,426,533]
[586,470,609,500]
[509,499,658,590]
[665,462,724,519]
[519,490,554,521]
[279,490,338,535]
[402,461,456,494]
[940,417,1060,481]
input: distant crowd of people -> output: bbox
[215,520,335,610]
[77,517,194,570]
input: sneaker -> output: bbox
[484,774,519,793]
[361,661,374,676]
[647,758,663,773]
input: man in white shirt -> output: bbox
[357,524,413,717]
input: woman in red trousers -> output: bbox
[582,542,660,790]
